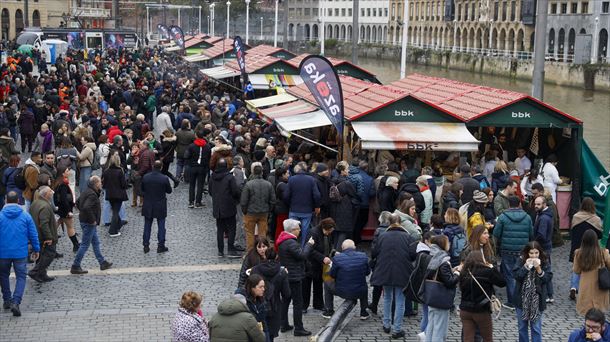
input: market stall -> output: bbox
[244,44,296,60]
[288,53,381,84]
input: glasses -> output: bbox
[585,323,602,332]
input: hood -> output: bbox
[416,242,431,254]
[0,204,25,219]
[399,183,419,194]
[472,174,486,182]
[212,170,230,181]
[216,297,249,316]
[25,158,40,169]
[348,166,360,176]
[444,223,463,234]
[253,260,282,278]
[538,207,553,219]
[427,244,450,270]
[212,144,232,153]
[85,142,97,151]
[161,135,176,143]
[276,231,296,246]
[502,208,530,223]
[445,191,459,202]
[0,136,13,144]
[194,138,207,147]
[572,211,603,231]
[393,209,416,224]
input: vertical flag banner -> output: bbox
[298,55,344,136]
[169,25,186,50]
[581,140,610,246]
[157,24,169,40]
[233,36,248,83]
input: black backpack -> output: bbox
[403,252,432,303]
[13,166,28,190]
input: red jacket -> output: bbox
[107,126,123,143]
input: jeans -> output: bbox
[109,200,122,234]
[282,280,305,330]
[500,251,519,304]
[24,199,31,212]
[571,270,580,290]
[175,158,189,182]
[383,286,405,334]
[324,281,334,312]
[79,166,92,194]
[516,308,542,342]
[288,212,312,248]
[188,166,207,204]
[216,216,236,253]
[144,217,166,247]
[0,258,27,305]
[102,198,126,224]
[421,304,429,332]
[73,223,106,267]
[425,307,450,342]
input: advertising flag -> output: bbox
[233,36,248,83]
[581,140,610,246]
[157,24,169,40]
[298,55,344,136]
[169,25,186,50]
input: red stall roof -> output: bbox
[224,54,292,74]
[287,53,377,78]
[204,36,225,44]
[286,75,375,104]
[246,44,294,57]
[202,43,233,59]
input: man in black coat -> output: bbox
[184,129,211,208]
[71,176,113,274]
[209,158,241,258]
[140,161,172,253]
[305,217,335,315]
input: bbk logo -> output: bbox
[395,110,414,117]
[512,111,531,118]
[594,173,610,197]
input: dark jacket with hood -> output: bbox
[370,224,418,287]
[457,175,481,204]
[208,297,266,342]
[184,138,211,168]
[209,166,240,219]
[314,173,332,218]
[330,248,371,299]
[102,166,128,202]
[534,208,554,251]
[330,175,359,233]
[493,208,534,253]
[398,182,425,214]
[378,186,397,213]
[570,211,603,262]
[443,223,466,267]
[251,260,290,338]
[442,191,461,216]
[277,231,313,282]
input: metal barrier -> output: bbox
[314,299,356,342]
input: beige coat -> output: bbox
[78,142,97,168]
[574,248,610,315]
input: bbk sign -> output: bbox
[512,111,532,118]
[395,110,415,117]
[594,173,610,197]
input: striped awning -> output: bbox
[351,122,480,151]
[249,74,304,90]
[185,54,209,62]
[199,66,240,79]
[245,93,298,110]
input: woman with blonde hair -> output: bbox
[171,291,209,342]
[491,160,510,194]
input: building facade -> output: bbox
[1,0,68,40]
[546,0,609,63]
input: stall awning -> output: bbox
[185,54,209,62]
[165,45,182,52]
[275,111,331,132]
[249,74,303,89]
[200,66,240,79]
[245,93,297,109]
[351,122,480,151]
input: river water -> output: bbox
[347,56,610,170]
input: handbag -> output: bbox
[599,266,610,290]
[423,269,456,310]
[468,270,504,319]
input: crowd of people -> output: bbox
[0,42,608,342]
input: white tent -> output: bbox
[41,39,69,64]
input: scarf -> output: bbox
[520,268,541,322]
[571,211,603,231]
[40,130,53,153]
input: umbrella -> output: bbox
[17,44,35,56]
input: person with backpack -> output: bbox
[78,136,97,194]
[443,208,467,267]
[2,155,23,205]
[329,161,359,250]
[493,195,534,308]
[22,152,43,211]
[55,136,79,196]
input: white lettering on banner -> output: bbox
[303,61,340,118]
[394,110,414,117]
[512,111,531,118]
[594,174,610,197]
[272,68,286,73]
[404,143,438,151]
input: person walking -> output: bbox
[574,229,610,315]
[284,162,321,247]
[569,197,602,300]
[184,129,211,208]
[493,195,534,307]
[23,152,42,211]
[141,161,172,254]
[159,130,179,188]
[240,162,276,251]
[77,136,97,194]
[102,154,128,237]
[512,242,552,342]
[70,176,113,274]
[170,291,209,342]
[533,195,555,303]
[27,186,58,283]
[0,191,40,316]
[209,158,242,258]
[370,213,418,339]
[52,166,80,253]
[277,219,315,337]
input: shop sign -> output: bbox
[511,111,531,118]
[395,110,414,117]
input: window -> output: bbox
[313,8,319,16]
[289,8,295,16]
[328,8,332,16]
[551,3,557,14]
[367,8,371,16]
[603,2,610,13]
[581,2,588,13]
[296,8,302,16]
[304,8,311,16]
[502,1,507,20]
[464,3,469,20]
[373,8,377,16]
[341,8,346,16]
[494,1,499,20]
[561,3,567,14]
[472,3,476,20]
[348,8,352,16]
[385,8,389,17]
[571,2,577,13]
[335,8,339,16]
[458,4,462,20]
[510,1,516,21]
[362,8,366,16]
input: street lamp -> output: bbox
[260,17,264,40]
[245,0,251,43]
[319,0,325,55]
[207,15,210,35]
[226,1,231,39]
[210,3,215,37]
[400,0,409,79]
[274,0,279,47]
[488,19,493,55]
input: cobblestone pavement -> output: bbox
[0,178,589,341]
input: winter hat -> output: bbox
[315,163,328,174]
[219,130,230,142]
[473,190,489,204]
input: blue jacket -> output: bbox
[347,167,364,207]
[0,204,40,259]
[534,208,554,251]
[568,322,610,342]
[493,208,534,253]
[357,169,375,208]
[284,173,321,213]
[330,249,370,298]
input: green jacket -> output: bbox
[29,198,58,244]
[493,191,510,216]
[209,298,266,342]
[145,95,157,113]
[493,208,533,253]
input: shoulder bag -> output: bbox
[468,270,504,319]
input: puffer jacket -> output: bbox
[208,297,266,342]
[277,231,313,281]
[493,208,533,253]
[240,174,276,215]
[330,249,371,298]
[0,204,40,258]
[170,308,210,342]
[392,209,422,241]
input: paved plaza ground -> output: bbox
[0,182,591,341]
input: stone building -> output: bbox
[1,0,68,40]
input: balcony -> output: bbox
[71,7,111,18]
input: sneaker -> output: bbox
[109,232,121,237]
[157,246,169,253]
[70,266,88,275]
[570,288,577,300]
[10,303,21,317]
[143,245,150,253]
[3,301,10,310]
[217,252,224,258]
[194,203,205,208]
[293,329,311,337]
[383,326,391,334]
[546,297,554,303]
[360,312,370,320]
[321,310,334,319]
[100,261,113,271]
[417,331,426,341]
[188,203,195,209]
[227,250,241,259]
[391,330,405,339]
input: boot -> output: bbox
[69,235,80,253]
[139,196,144,207]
